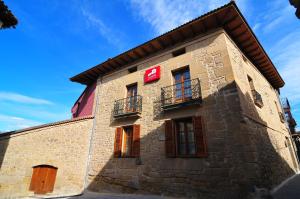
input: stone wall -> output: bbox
[0,117,93,198]
[86,29,258,198]
[225,33,299,189]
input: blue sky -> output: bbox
[0,0,299,132]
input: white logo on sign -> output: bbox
[148,68,156,77]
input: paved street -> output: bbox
[272,174,300,199]
[66,191,181,199]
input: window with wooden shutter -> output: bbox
[132,124,140,157]
[114,127,123,158]
[114,125,140,158]
[193,116,207,157]
[165,120,176,157]
[165,117,207,158]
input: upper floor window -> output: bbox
[247,76,263,108]
[126,83,138,112]
[173,67,192,102]
[128,66,137,73]
[172,47,186,57]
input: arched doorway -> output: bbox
[29,165,57,194]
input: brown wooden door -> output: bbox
[29,165,57,194]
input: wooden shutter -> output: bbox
[114,127,123,158]
[165,120,176,157]
[193,116,207,157]
[132,124,140,157]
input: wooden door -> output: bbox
[29,165,57,194]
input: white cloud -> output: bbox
[0,114,42,132]
[129,0,248,35]
[80,8,124,50]
[0,92,53,105]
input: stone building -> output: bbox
[0,2,298,198]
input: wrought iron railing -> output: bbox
[252,90,263,107]
[113,95,142,117]
[281,97,291,110]
[161,78,202,109]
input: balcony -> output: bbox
[252,90,263,108]
[279,112,286,123]
[113,95,142,118]
[281,97,291,111]
[161,78,202,111]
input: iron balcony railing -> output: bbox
[113,95,142,118]
[161,78,202,110]
[281,97,291,110]
[252,90,263,108]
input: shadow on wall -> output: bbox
[85,82,297,198]
[0,134,9,169]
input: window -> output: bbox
[172,47,186,57]
[176,118,196,155]
[247,75,263,107]
[128,66,137,73]
[114,125,140,158]
[29,165,57,194]
[123,126,133,157]
[126,84,138,112]
[275,101,285,123]
[165,116,207,157]
[173,67,192,102]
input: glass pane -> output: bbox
[124,128,133,156]
[174,74,181,83]
[188,143,196,155]
[184,70,190,80]
[179,144,186,155]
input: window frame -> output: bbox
[174,117,197,157]
[121,126,134,158]
[172,67,192,103]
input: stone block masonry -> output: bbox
[0,117,93,198]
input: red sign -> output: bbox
[144,66,160,83]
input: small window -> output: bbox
[128,66,137,73]
[172,48,186,57]
[275,101,285,123]
[247,75,263,107]
[114,125,140,158]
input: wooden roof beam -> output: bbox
[234,29,248,38]
[148,42,158,52]
[229,23,244,32]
